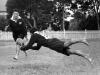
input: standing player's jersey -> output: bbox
[8,19,27,41]
[9,19,27,34]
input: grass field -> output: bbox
[0,39,100,75]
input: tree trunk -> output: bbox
[96,12,100,30]
[31,15,37,28]
[93,0,100,30]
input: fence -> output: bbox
[0,31,100,40]
[39,30,100,40]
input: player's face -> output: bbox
[13,12,19,20]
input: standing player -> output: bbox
[5,10,27,60]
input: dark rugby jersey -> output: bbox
[46,38,64,51]
[8,19,27,41]
[9,19,27,34]
[26,33,64,51]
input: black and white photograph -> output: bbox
[0,0,100,75]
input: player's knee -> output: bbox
[16,38,24,46]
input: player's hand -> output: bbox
[5,26,9,31]
[20,46,28,51]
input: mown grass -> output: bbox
[0,62,99,75]
[0,39,100,75]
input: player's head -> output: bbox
[13,11,19,19]
[11,10,21,21]
[30,27,38,34]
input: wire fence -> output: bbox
[0,31,100,40]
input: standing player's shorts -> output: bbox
[13,33,27,41]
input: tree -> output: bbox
[92,0,100,29]
[76,0,100,30]
[6,0,40,29]
[67,0,100,30]
[6,0,71,31]
[0,15,8,31]
[6,0,100,30]
[6,0,55,30]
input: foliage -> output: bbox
[0,16,8,31]
[6,0,100,30]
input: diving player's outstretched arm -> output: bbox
[21,33,43,51]
[29,43,42,50]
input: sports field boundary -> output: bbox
[0,31,100,40]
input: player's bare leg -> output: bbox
[13,44,20,60]
[69,50,92,64]
[63,40,92,64]
[13,38,27,60]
